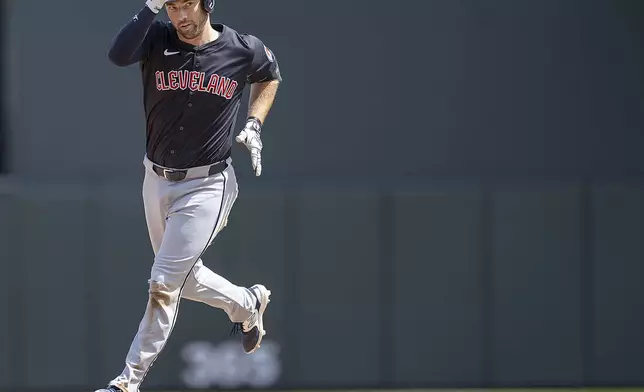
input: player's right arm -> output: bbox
[107,0,167,67]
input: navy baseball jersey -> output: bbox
[108,7,282,169]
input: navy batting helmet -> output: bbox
[203,0,215,12]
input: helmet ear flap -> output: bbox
[202,0,215,13]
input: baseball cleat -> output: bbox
[231,284,271,354]
[94,386,125,392]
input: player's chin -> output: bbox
[179,28,199,39]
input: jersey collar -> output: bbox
[171,23,228,53]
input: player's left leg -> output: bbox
[173,165,272,353]
[181,259,272,352]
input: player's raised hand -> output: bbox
[235,117,263,176]
[145,0,168,13]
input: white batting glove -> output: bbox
[235,118,263,176]
[146,0,168,13]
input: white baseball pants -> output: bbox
[108,156,258,392]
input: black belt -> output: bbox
[152,160,228,182]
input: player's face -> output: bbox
[166,0,208,40]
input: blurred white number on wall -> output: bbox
[180,339,282,389]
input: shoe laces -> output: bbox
[229,310,258,336]
[229,322,242,336]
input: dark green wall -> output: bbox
[1,181,643,390]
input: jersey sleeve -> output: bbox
[108,7,163,67]
[243,34,283,84]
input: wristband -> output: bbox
[246,117,262,133]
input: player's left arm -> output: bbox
[247,79,280,125]
[235,35,283,176]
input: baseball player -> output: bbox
[95,0,281,391]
